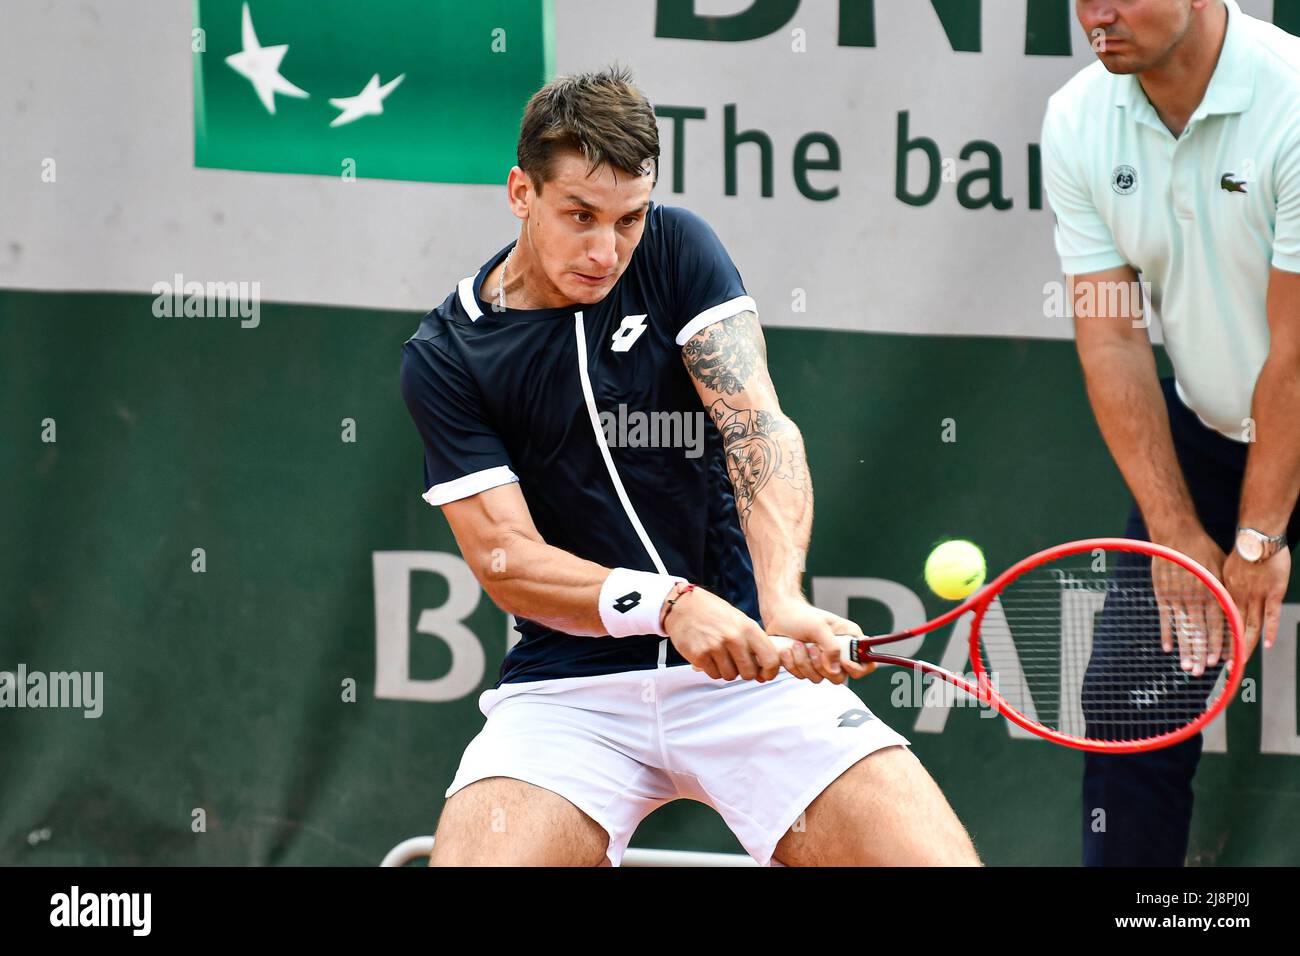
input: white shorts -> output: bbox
[444,661,910,866]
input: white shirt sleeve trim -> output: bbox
[674,294,758,346]
[422,465,518,506]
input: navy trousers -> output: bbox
[1081,377,1300,866]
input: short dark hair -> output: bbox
[516,65,659,193]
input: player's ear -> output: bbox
[505,166,532,219]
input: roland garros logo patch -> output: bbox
[1111,165,1138,195]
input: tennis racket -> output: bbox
[767,538,1244,753]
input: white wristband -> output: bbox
[598,568,686,638]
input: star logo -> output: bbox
[224,2,309,114]
[329,73,406,128]
[194,0,548,183]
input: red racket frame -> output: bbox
[846,538,1245,753]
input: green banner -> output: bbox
[193,0,554,184]
[3,288,1297,865]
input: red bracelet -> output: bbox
[660,583,697,629]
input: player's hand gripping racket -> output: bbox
[767,538,1244,753]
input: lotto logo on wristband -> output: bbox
[613,592,642,613]
[599,568,684,638]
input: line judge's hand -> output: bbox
[1149,528,1227,676]
[1223,546,1291,661]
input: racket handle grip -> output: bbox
[767,634,858,663]
[690,634,860,673]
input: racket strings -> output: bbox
[976,555,1233,742]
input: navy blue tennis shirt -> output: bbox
[401,202,763,685]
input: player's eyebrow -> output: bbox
[564,196,650,218]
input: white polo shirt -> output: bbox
[1042,0,1300,441]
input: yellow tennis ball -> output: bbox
[925,540,986,600]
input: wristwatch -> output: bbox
[1235,527,1287,563]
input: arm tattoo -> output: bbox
[682,310,764,395]
[683,310,810,533]
[708,398,809,531]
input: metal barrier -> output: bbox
[380,836,756,867]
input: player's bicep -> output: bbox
[681,308,808,528]
[441,482,543,587]
[680,308,780,414]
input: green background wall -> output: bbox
[3,288,1295,865]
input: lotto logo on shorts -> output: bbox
[837,709,875,728]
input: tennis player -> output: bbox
[1042,0,1300,865]
[401,67,979,866]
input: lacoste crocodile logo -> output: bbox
[1220,173,1248,194]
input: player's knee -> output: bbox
[427,815,486,866]
[426,827,539,866]
[430,834,607,867]
[430,777,609,866]
[811,747,981,866]
[429,782,506,865]
[913,827,982,867]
